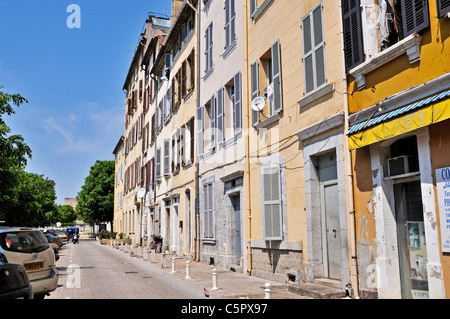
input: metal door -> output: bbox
[321,181,341,280]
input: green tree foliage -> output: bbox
[76,160,114,224]
[0,86,32,222]
[57,204,78,224]
[6,171,58,227]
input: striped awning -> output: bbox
[348,89,450,135]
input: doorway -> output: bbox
[318,152,342,280]
[230,194,242,265]
[394,180,429,299]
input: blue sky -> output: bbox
[0,1,171,205]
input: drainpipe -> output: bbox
[244,0,252,275]
[192,0,201,262]
[339,1,360,299]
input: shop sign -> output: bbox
[436,166,450,253]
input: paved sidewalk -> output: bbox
[107,241,311,299]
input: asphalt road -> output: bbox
[47,238,204,299]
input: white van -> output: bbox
[0,227,58,299]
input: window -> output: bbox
[250,39,283,126]
[225,0,236,50]
[163,139,170,176]
[203,182,214,238]
[155,148,161,181]
[261,164,283,241]
[197,104,204,156]
[302,4,326,95]
[181,118,195,167]
[221,71,242,140]
[437,0,450,18]
[342,0,430,72]
[205,23,214,74]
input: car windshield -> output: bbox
[0,231,49,253]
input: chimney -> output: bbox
[171,0,184,23]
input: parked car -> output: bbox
[0,227,58,299]
[42,231,63,248]
[44,234,59,262]
[55,230,68,245]
[0,262,33,299]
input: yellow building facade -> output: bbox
[345,0,449,298]
[246,0,354,293]
[112,135,124,235]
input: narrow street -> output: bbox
[47,239,204,299]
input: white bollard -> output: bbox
[264,283,271,299]
[161,253,167,268]
[211,268,219,291]
[171,257,176,274]
[185,261,191,279]
[143,249,148,260]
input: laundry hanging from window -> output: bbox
[377,0,399,50]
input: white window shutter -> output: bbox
[197,105,204,157]
[164,139,170,176]
[210,94,216,149]
[217,88,224,144]
[234,71,242,135]
[262,165,283,240]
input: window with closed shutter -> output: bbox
[261,165,283,241]
[210,94,216,149]
[205,23,213,73]
[203,183,214,238]
[164,139,170,176]
[225,0,236,49]
[302,4,326,95]
[197,106,204,156]
[400,0,429,38]
[437,0,450,18]
[156,148,161,181]
[341,0,364,72]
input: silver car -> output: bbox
[0,227,58,299]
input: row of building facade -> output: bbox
[112,0,450,299]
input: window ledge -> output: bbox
[254,112,281,130]
[349,33,422,90]
[251,0,274,21]
[298,83,334,108]
[222,40,237,60]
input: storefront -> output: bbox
[348,87,449,299]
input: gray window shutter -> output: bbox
[262,166,282,240]
[437,0,450,18]
[271,39,283,114]
[210,94,216,148]
[163,139,170,176]
[203,183,213,238]
[303,5,326,94]
[197,105,204,157]
[400,0,429,37]
[250,0,257,16]
[156,148,161,180]
[234,71,242,135]
[217,88,224,143]
[225,0,231,49]
[251,60,260,126]
[342,0,364,72]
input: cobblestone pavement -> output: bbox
[47,239,311,300]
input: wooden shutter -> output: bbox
[271,39,283,114]
[210,94,216,149]
[342,0,364,72]
[262,165,283,240]
[234,71,242,134]
[251,60,260,126]
[197,105,204,156]
[217,87,224,144]
[164,139,170,176]
[437,0,450,18]
[400,0,429,37]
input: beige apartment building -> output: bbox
[197,0,248,271]
[112,135,124,234]
[122,14,170,246]
[246,0,353,292]
[149,0,198,257]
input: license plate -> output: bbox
[25,261,44,271]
